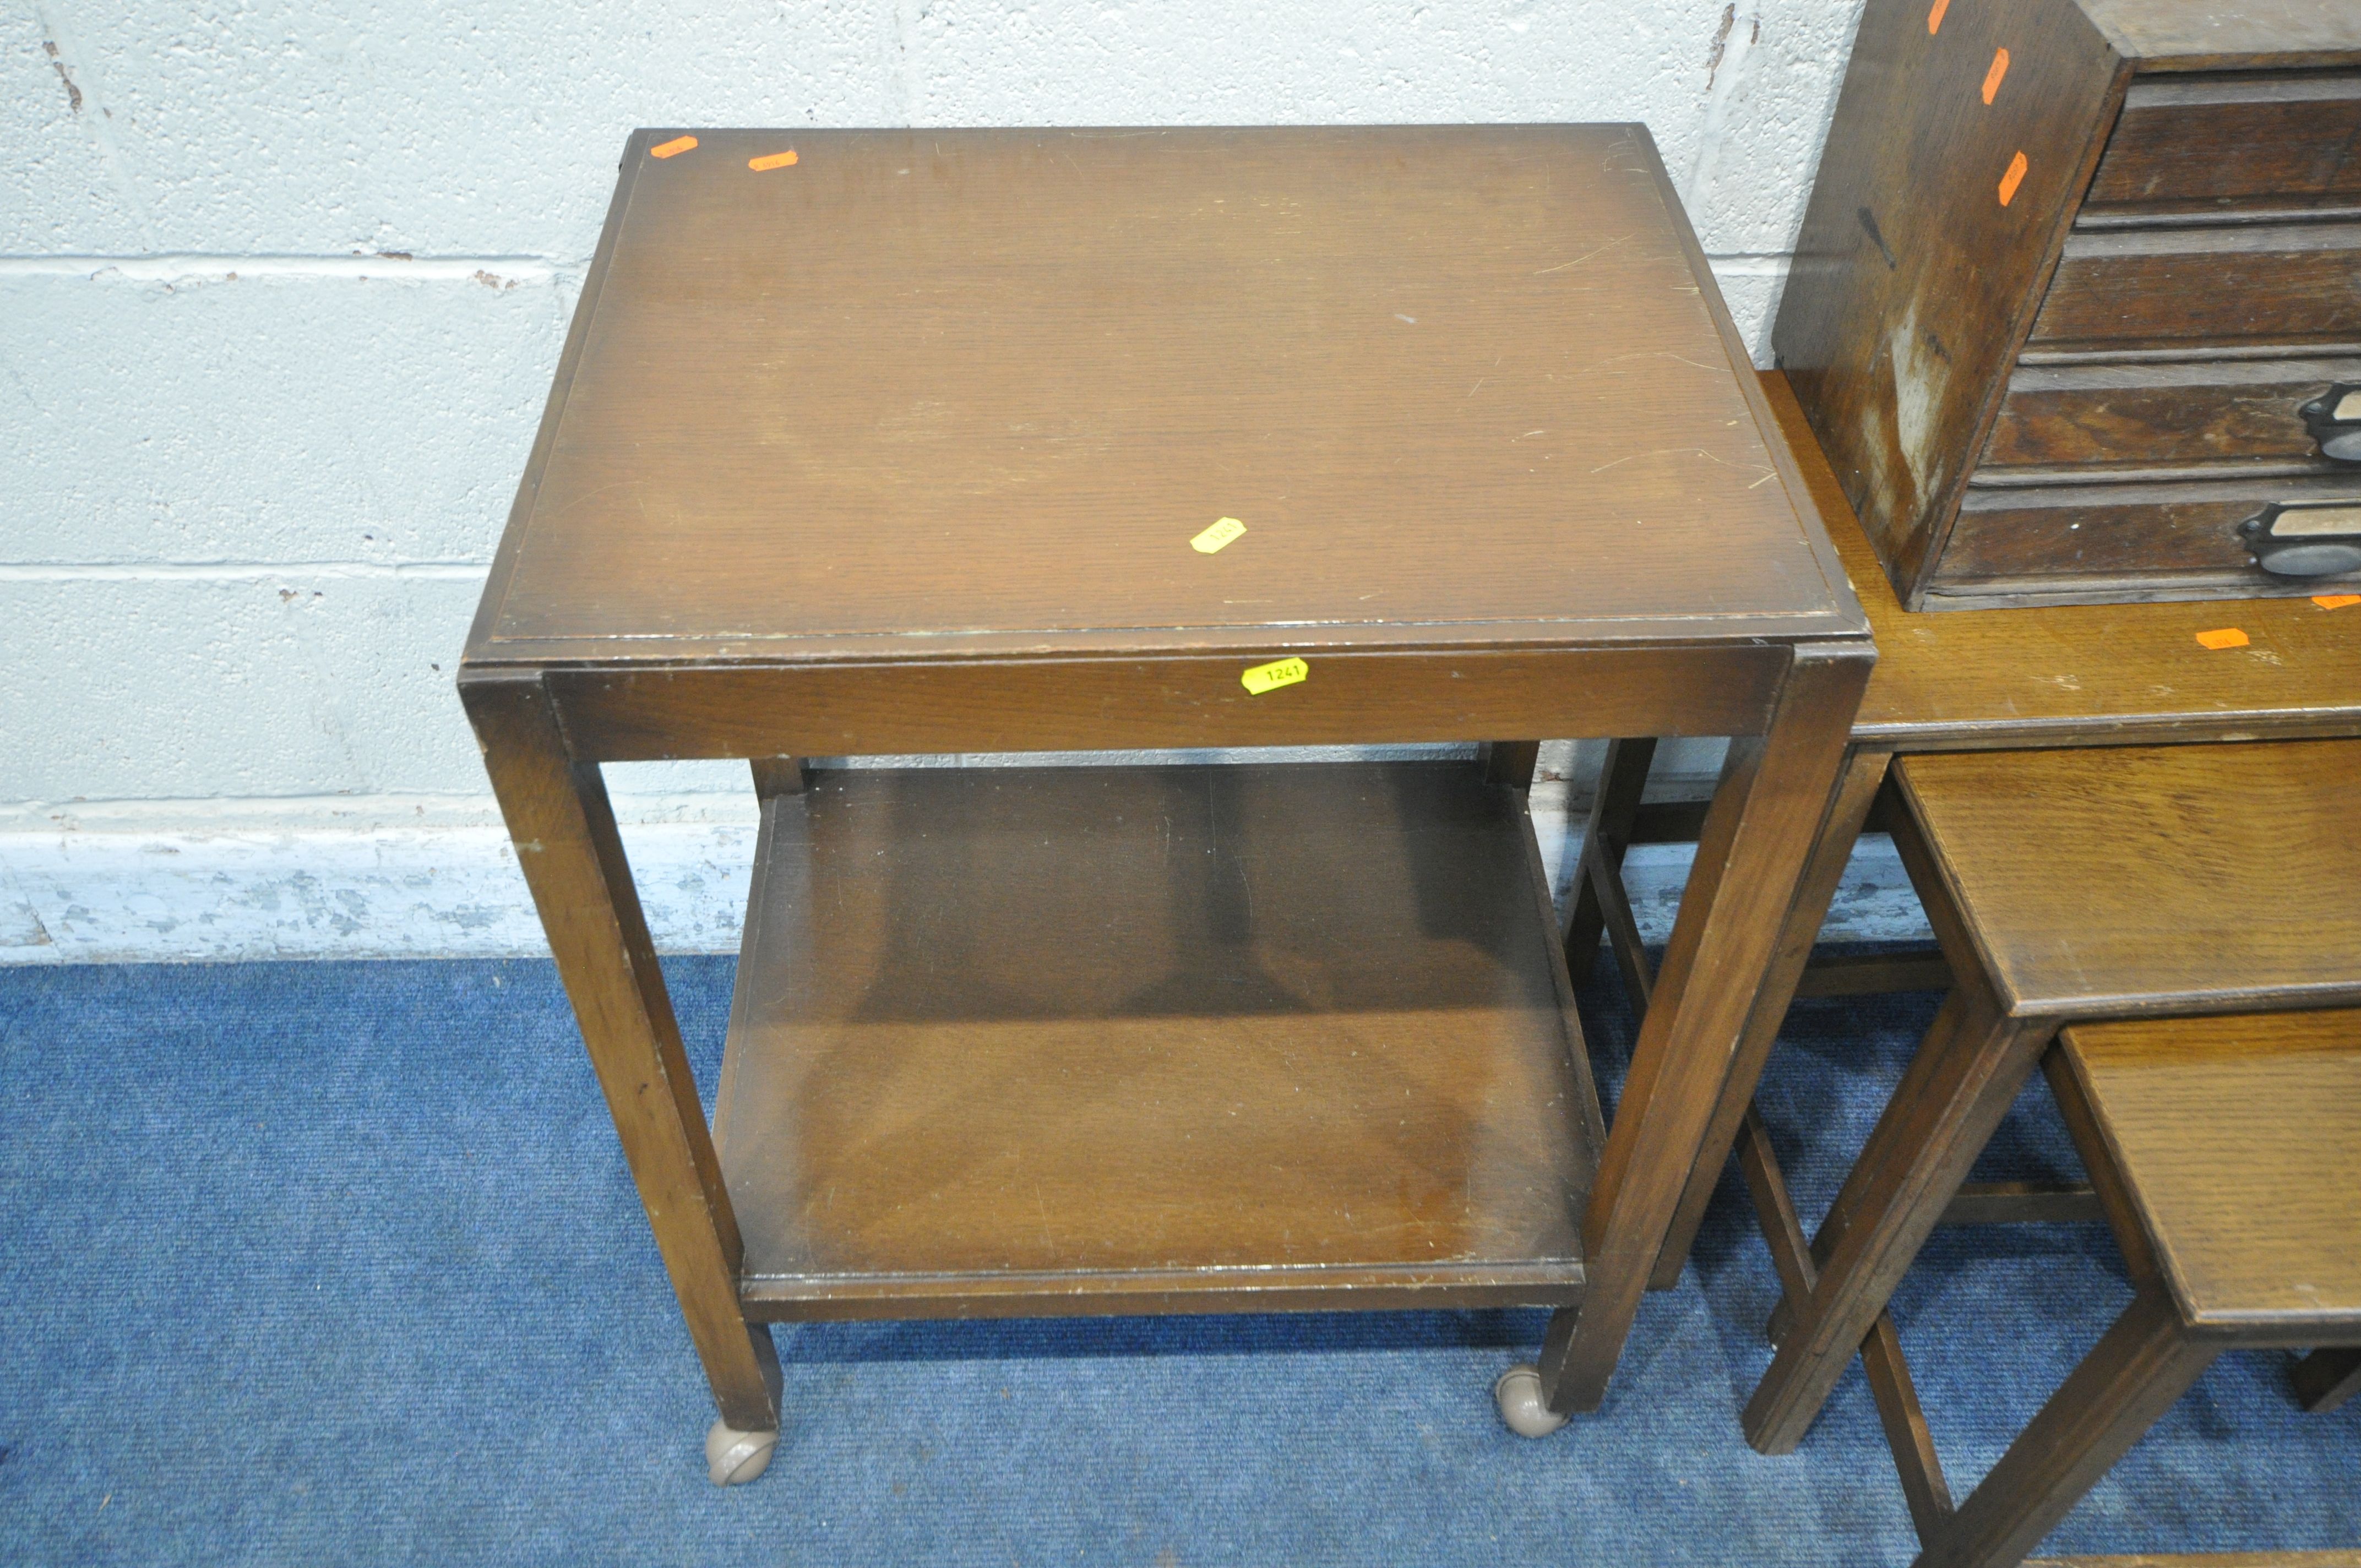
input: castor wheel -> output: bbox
[1493,1364,1571,1438]
[706,1418,779,1485]
[705,1326,786,1485]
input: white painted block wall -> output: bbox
[3,0,1924,962]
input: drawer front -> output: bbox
[2085,73,2361,221]
[1980,356,2361,472]
[1928,474,2361,607]
[2027,222,2361,351]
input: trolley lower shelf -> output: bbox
[711,760,1601,1322]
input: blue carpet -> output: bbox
[2,954,2353,1565]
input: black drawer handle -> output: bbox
[2300,384,2361,461]
[2239,500,2361,578]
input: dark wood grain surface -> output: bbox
[1980,355,2361,470]
[2029,222,2361,352]
[1761,371,2361,744]
[1777,0,2361,609]
[711,761,1596,1319]
[469,126,1857,667]
[1892,740,2361,1017]
[2063,1009,2361,1333]
[1772,0,2127,598]
[543,646,1787,762]
[2083,71,2361,220]
[2079,0,2361,71]
[1937,472,2361,603]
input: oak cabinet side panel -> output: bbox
[1774,0,2126,606]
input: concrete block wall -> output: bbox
[3,0,1925,962]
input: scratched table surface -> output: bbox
[467,126,1862,668]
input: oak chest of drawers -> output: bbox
[1777,0,2361,609]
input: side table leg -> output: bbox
[749,756,807,798]
[461,673,782,1456]
[1743,972,2052,1453]
[1562,738,1657,984]
[1913,1288,2214,1568]
[1535,642,1871,1415]
[1645,747,1892,1290]
[2292,1346,2361,1413]
[1479,740,1542,791]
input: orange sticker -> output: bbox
[1928,0,1950,34]
[2315,594,2361,609]
[650,135,698,159]
[2194,628,2250,650]
[749,149,799,171]
[1998,150,2029,206]
[1982,48,2010,104]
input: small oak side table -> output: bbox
[459,125,1872,1480]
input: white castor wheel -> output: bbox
[706,1418,779,1485]
[706,1327,786,1485]
[1494,1364,1570,1438]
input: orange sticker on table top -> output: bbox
[1928,0,1950,34]
[2315,594,2361,609]
[2194,628,2250,650]
[749,149,799,171]
[1998,150,2029,207]
[650,135,698,159]
[1982,48,2010,104]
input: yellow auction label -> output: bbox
[1240,657,1308,695]
[1191,516,1248,554]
